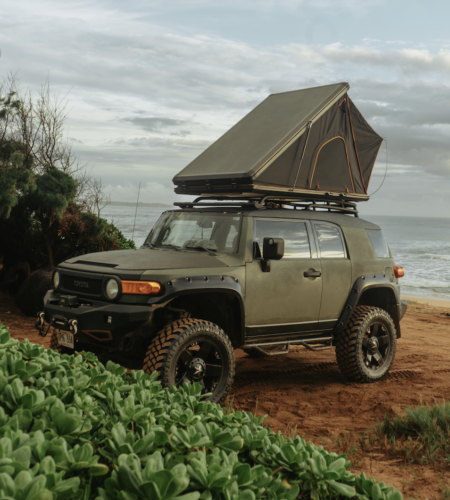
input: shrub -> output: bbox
[374,400,450,464]
[0,322,402,500]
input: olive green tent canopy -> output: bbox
[173,83,383,201]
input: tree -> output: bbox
[0,71,132,292]
[21,166,77,266]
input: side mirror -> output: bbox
[263,237,284,260]
[261,237,284,272]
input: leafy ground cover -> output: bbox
[0,321,403,500]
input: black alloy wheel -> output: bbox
[335,306,397,383]
[143,318,235,404]
[362,321,391,371]
[174,338,224,392]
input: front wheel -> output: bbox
[335,306,397,383]
[143,319,235,404]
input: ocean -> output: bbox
[101,205,450,302]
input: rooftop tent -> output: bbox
[173,83,383,202]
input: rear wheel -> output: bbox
[143,318,235,404]
[335,306,397,383]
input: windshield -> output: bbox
[145,212,241,253]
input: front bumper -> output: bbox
[43,290,152,341]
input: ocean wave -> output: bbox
[420,253,450,262]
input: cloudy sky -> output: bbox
[1,0,450,217]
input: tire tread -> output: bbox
[335,306,397,383]
[143,318,235,404]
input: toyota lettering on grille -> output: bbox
[74,280,89,288]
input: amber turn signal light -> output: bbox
[394,266,405,278]
[121,281,161,295]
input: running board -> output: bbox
[254,344,291,356]
[297,340,332,351]
[245,335,333,355]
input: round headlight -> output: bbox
[106,279,119,299]
[53,271,60,289]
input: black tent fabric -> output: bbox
[173,83,383,201]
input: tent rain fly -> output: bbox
[173,83,383,202]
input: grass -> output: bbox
[323,400,450,468]
[439,476,450,500]
[329,430,359,457]
[373,399,450,465]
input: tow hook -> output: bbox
[35,311,51,337]
[69,319,78,335]
[35,312,45,333]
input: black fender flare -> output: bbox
[147,275,246,345]
[333,274,402,338]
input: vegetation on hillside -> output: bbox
[0,75,135,293]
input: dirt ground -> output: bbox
[1,292,450,499]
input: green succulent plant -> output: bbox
[0,322,403,500]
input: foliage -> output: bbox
[0,75,126,284]
[0,139,35,219]
[0,322,402,500]
[373,401,450,465]
[54,208,136,262]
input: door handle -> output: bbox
[304,271,321,278]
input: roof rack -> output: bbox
[173,195,359,217]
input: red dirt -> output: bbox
[1,292,450,499]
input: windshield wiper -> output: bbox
[184,245,217,256]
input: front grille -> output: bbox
[61,274,103,296]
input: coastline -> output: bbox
[402,295,450,308]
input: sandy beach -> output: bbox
[1,292,450,498]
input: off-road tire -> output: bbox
[335,306,397,383]
[143,318,235,404]
[49,329,75,355]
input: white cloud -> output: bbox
[1,1,450,215]
[103,181,184,204]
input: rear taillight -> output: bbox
[394,266,405,278]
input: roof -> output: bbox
[168,207,380,229]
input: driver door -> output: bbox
[245,218,323,339]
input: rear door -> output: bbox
[312,222,351,331]
[245,218,323,339]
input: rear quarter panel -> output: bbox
[342,227,397,283]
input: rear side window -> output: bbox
[254,220,311,258]
[314,224,346,258]
[366,229,390,258]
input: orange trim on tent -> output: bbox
[366,139,384,191]
[347,96,366,193]
[309,136,355,193]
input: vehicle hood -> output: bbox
[62,247,229,271]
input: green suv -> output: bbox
[39,197,407,403]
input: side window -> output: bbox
[254,220,311,258]
[314,224,346,258]
[366,229,390,258]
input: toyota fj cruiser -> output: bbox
[38,196,407,403]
